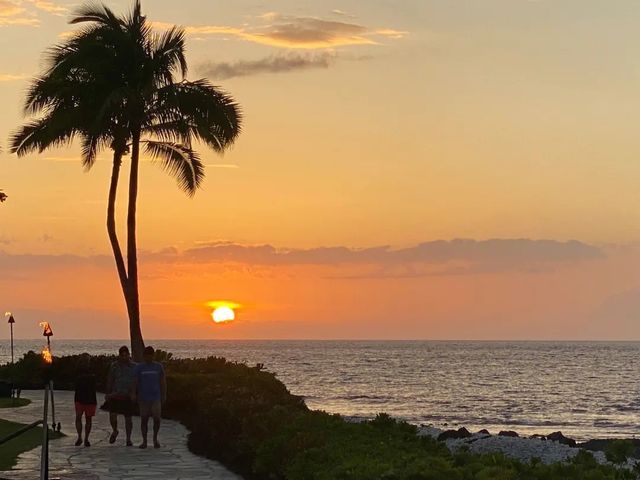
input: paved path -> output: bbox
[0,390,242,480]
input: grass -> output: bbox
[0,419,62,471]
[0,398,31,408]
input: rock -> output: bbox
[546,431,576,447]
[477,429,490,435]
[438,427,472,441]
[498,430,519,437]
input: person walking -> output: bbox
[103,345,137,446]
[74,353,97,447]
[132,346,166,449]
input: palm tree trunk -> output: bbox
[107,152,129,296]
[107,151,138,345]
[127,129,145,361]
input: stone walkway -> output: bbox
[0,391,242,480]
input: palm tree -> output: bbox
[10,1,242,360]
[0,190,6,203]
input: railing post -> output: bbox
[40,384,49,480]
[49,381,55,430]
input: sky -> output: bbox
[1,0,640,340]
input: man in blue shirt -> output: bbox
[132,346,166,449]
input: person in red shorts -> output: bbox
[74,353,97,447]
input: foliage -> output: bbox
[2,354,638,479]
[605,440,637,464]
[10,0,242,360]
[0,351,114,391]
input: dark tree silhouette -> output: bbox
[10,1,242,360]
[0,190,6,203]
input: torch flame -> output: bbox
[39,322,53,337]
[41,345,53,364]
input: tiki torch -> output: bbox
[5,313,14,364]
[39,322,57,433]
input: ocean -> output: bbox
[1,340,638,441]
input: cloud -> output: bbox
[331,9,354,18]
[0,0,22,17]
[164,239,604,274]
[198,52,336,79]
[0,0,38,26]
[0,251,111,271]
[0,0,65,26]
[0,73,28,81]
[154,14,407,49]
[26,0,66,14]
[0,239,604,279]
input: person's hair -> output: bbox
[143,346,155,356]
[118,345,129,354]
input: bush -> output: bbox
[605,440,636,464]
[2,354,639,479]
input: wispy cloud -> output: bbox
[204,164,240,168]
[198,52,336,79]
[177,239,603,270]
[155,14,407,49]
[0,0,38,26]
[44,156,79,162]
[0,239,604,275]
[331,9,355,18]
[0,0,66,26]
[0,73,28,81]
[26,0,66,14]
[0,0,23,17]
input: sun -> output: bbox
[212,306,236,324]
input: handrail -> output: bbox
[0,419,44,446]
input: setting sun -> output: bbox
[212,306,235,324]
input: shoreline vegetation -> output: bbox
[2,353,640,479]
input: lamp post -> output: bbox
[39,321,54,480]
[5,313,14,364]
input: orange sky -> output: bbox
[2,0,640,339]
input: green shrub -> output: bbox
[2,354,639,479]
[605,440,636,464]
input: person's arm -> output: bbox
[160,365,167,404]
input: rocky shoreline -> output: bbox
[418,425,640,468]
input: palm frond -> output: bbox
[151,26,187,84]
[143,141,204,195]
[10,112,79,156]
[69,2,122,29]
[152,80,242,152]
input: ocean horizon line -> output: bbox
[4,338,640,343]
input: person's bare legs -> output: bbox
[75,413,83,446]
[109,412,119,443]
[125,415,133,446]
[152,415,161,448]
[84,417,92,446]
[140,415,149,449]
